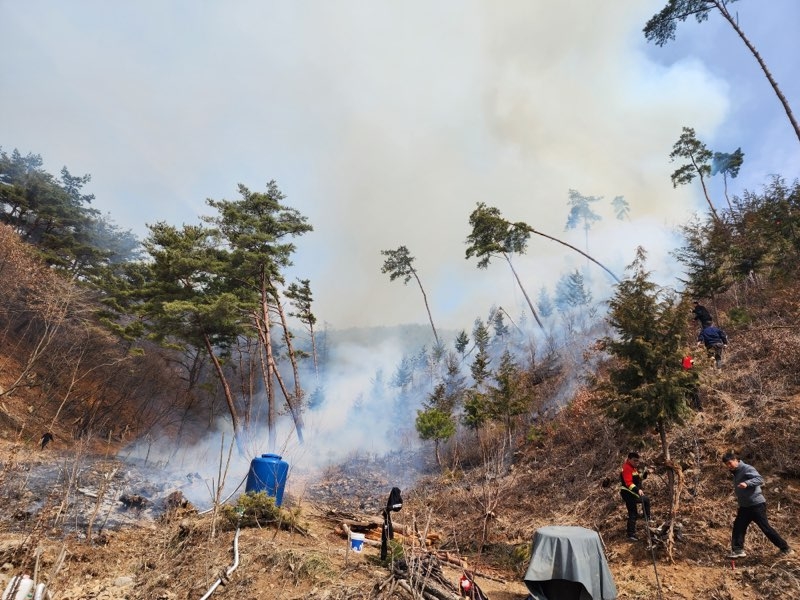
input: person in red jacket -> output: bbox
[620,452,651,541]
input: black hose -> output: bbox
[642,508,664,600]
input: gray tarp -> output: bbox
[524,525,617,600]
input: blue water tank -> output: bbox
[245,453,289,506]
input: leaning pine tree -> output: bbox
[598,246,695,562]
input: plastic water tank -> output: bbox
[245,453,289,506]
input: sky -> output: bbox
[2,0,799,336]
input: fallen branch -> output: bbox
[432,550,507,584]
[77,488,98,499]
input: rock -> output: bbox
[114,575,135,587]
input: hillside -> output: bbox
[2,283,800,600]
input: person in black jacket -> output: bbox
[692,301,713,328]
[698,322,729,368]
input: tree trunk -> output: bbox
[255,278,305,448]
[271,290,306,443]
[258,295,278,452]
[203,332,245,456]
[237,337,257,429]
[658,419,682,563]
[523,225,620,283]
[503,253,545,330]
[412,271,440,346]
[693,156,721,224]
[722,173,734,214]
[714,1,800,144]
[309,321,319,382]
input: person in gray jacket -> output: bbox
[722,451,791,558]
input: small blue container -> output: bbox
[245,453,289,506]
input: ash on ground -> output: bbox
[0,446,431,538]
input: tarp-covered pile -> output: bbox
[524,525,617,600]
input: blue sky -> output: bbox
[2,0,799,333]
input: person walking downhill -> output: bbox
[722,451,792,558]
[697,321,728,368]
[620,452,651,541]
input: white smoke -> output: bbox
[4,0,797,333]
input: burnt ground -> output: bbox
[1,412,799,600]
[0,440,533,599]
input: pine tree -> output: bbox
[537,287,554,319]
[612,196,630,221]
[465,203,544,329]
[490,307,510,345]
[645,1,800,143]
[489,350,528,450]
[381,245,440,345]
[600,246,695,559]
[285,278,319,380]
[415,405,456,467]
[470,318,492,389]
[455,330,470,355]
[565,189,602,251]
[554,269,592,313]
[711,147,744,212]
[205,181,312,450]
[669,127,720,223]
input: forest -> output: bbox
[2,1,800,597]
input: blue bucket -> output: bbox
[350,532,365,553]
[245,453,289,506]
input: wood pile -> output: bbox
[334,512,442,548]
[374,553,463,600]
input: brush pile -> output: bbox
[375,553,461,600]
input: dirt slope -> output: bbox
[1,415,798,600]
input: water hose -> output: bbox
[198,526,241,600]
[197,474,247,516]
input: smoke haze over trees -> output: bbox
[3,2,798,333]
